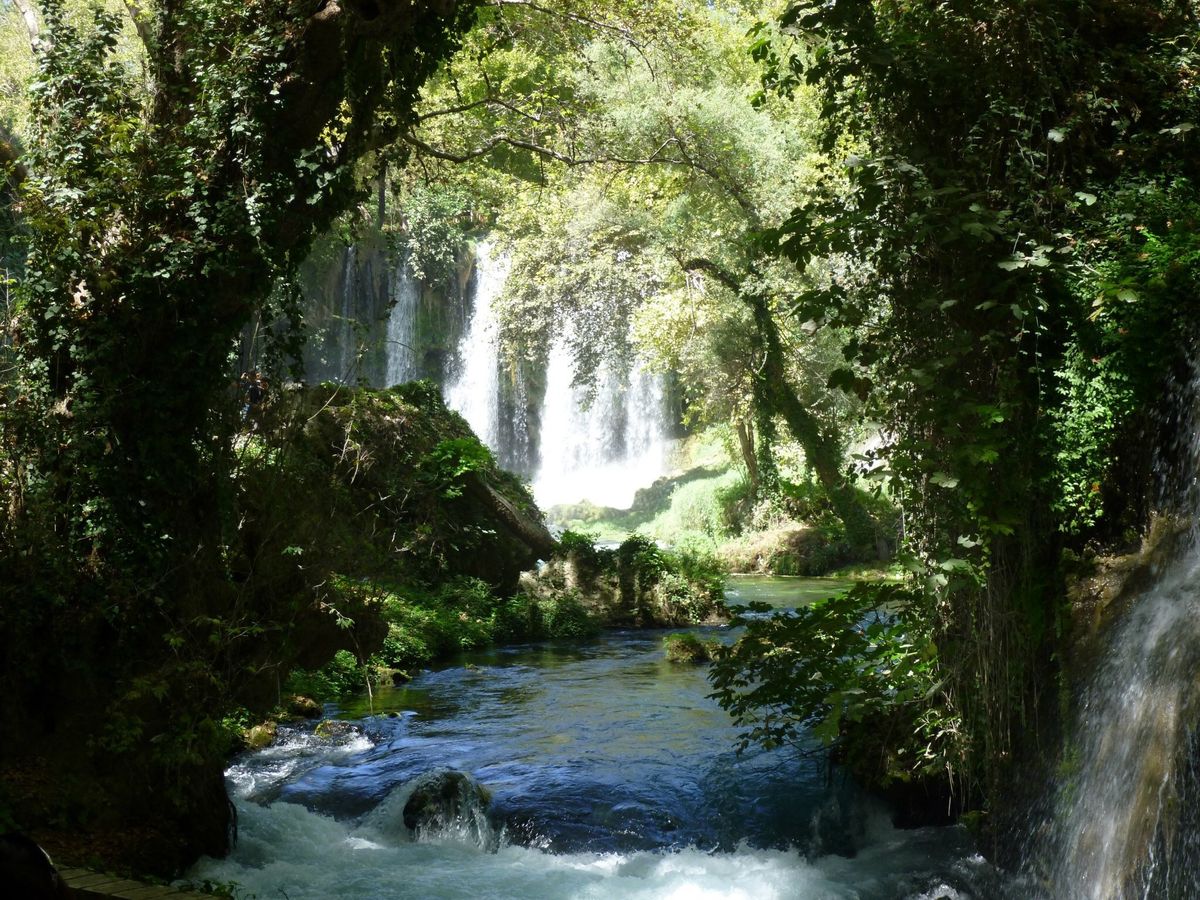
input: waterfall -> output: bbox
[532,334,671,511]
[385,260,422,386]
[298,228,674,498]
[1046,371,1200,898]
[444,242,507,449]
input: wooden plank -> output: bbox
[86,879,146,894]
[58,866,203,898]
[113,887,180,899]
[62,872,120,889]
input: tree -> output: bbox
[0,0,473,869]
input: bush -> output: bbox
[285,650,365,699]
[539,591,600,639]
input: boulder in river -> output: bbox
[401,770,496,850]
[287,695,322,719]
[245,721,277,750]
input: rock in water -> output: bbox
[401,770,496,850]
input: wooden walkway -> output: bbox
[59,867,204,898]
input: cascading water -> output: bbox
[311,244,360,384]
[385,260,422,387]
[533,335,671,511]
[445,242,507,450]
[1044,369,1200,898]
[441,240,673,502]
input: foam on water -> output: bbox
[190,794,1016,900]
[226,725,375,803]
[190,799,957,900]
[193,603,1017,900]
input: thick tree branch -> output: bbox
[11,0,42,51]
[417,96,496,122]
[679,256,740,291]
[670,131,759,223]
[122,0,154,53]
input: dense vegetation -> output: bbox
[0,0,479,871]
[1,0,1198,880]
[717,0,1200,834]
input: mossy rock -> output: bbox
[245,721,278,750]
[287,695,322,719]
[663,632,715,664]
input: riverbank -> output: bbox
[544,429,894,579]
[276,532,727,713]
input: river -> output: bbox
[189,577,1020,899]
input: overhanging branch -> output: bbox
[679,256,740,291]
[402,131,681,169]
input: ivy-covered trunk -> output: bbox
[764,0,1200,841]
[746,289,877,549]
[1,0,473,872]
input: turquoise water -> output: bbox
[723,575,856,609]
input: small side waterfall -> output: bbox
[532,335,671,511]
[444,242,508,450]
[1047,372,1200,898]
[304,244,363,384]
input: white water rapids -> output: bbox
[192,797,989,900]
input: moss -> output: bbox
[717,523,854,576]
[663,632,716,664]
[244,721,277,750]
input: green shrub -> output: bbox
[491,593,547,642]
[539,591,600,639]
[285,650,365,699]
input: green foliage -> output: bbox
[392,182,473,284]
[737,0,1200,806]
[710,582,959,782]
[536,591,600,640]
[286,651,365,701]
[428,436,494,497]
[294,572,605,699]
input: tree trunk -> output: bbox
[746,290,877,549]
[735,417,759,496]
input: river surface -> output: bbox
[189,578,1019,899]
